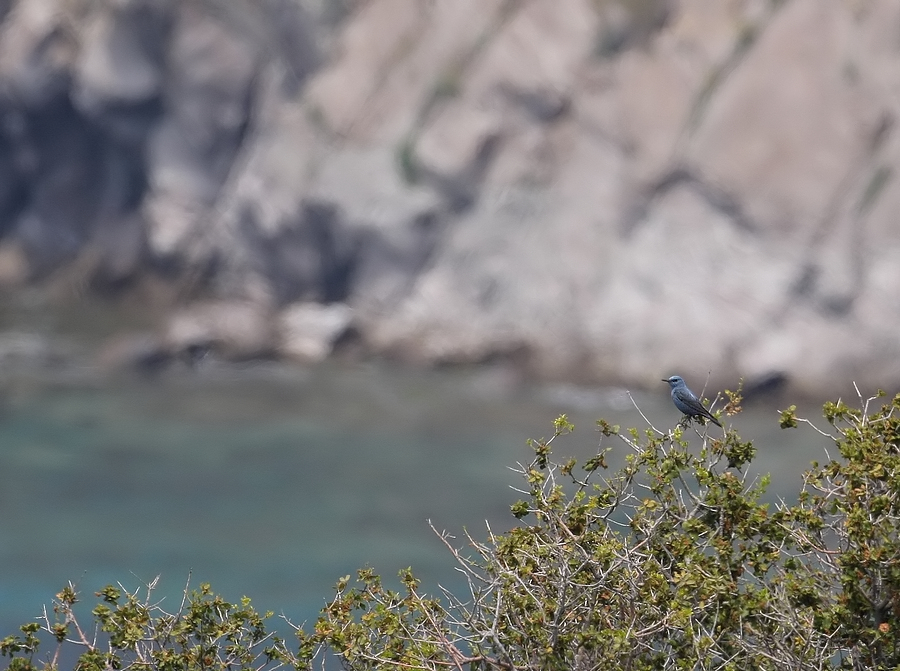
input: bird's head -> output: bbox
[662,375,685,388]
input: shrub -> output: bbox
[0,579,300,671]
[5,388,900,670]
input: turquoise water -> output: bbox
[0,361,830,645]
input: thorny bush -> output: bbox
[4,387,900,670]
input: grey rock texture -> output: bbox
[0,0,898,395]
[278,301,354,361]
[166,300,274,359]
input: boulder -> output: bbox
[166,301,275,359]
[96,331,171,373]
[278,302,354,361]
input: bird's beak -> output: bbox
[661,379,668,383]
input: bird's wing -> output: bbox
[676,388,721,424]
[674,388,706,412]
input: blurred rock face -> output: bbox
[0,0,897,395]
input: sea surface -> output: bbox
[0,359,836,651]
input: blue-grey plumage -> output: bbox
[662,375,722,427]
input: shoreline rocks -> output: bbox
[0,0,897,396]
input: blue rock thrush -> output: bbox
[662,375,722,427]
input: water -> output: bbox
[0,360,833,649]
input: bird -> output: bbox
[662,375,722,427]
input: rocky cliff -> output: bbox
[0,0,898,396]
